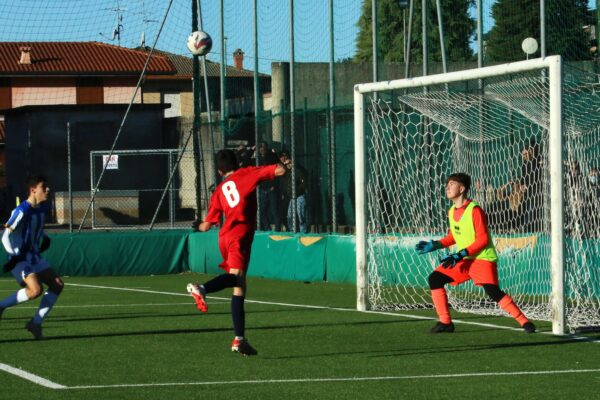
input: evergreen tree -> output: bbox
[487,0,590,62]
[547,0,590,61]
[355,0,475,63]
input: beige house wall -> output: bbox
[12,87,76,107]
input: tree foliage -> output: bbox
[486,0,591,62]
[355,0,475,63]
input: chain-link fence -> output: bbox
[0,1,598,233]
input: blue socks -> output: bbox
[32,291,59,325]
[0,288,29,308]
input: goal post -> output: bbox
[354,56,573,334]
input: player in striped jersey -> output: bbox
[0,175,64,340]
[416,173,535,334]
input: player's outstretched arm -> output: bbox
[274,164,287,177]
[191,219,213,232]
[415,240,442,254]
[197,221,213,232]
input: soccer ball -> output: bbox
[187,31,212,56]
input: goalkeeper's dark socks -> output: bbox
[203,274,238,294]
[231,295,245,337]
[498,295,529,326]
[431,288,452,324]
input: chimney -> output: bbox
[233,48,244,70]
[19,46,32,64]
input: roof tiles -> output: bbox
[0,42,175,75]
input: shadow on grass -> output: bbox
[264,335,600,360]
[0,317,413,344]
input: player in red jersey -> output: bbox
[188,149,286,356]
[415,173,536,334]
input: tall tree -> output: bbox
[547,0,590,61]
[355,0,475,63]
[487,0,590,62]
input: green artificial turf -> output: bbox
[1,274,599,400]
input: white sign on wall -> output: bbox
[103,155,119,170]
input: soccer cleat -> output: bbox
[430,321,455,333]
[522,321,536,333]
[231,337,258,356]
[25,319,43,340]
[186,283,208,313]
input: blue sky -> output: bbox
[0,0,364,73]
[0,1,595,73]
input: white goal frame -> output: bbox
[354,56,565,335]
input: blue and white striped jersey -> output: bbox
[2,201,49,256]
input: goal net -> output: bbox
[354,56,600,334]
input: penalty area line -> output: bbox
[0,363,66,389]
[64,283,600,342]
[63,368,600,389]
[3,361,600,390]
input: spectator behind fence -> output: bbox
[586,168,600,236]
[496,180,526,233]
[474,179,501,231]
[520,140,543,232]
[257,141,281,231]
[565,159,587,237]
[279,150,308,233]
[235,144,255,168]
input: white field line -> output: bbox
[64,368,600,389]
[2,283,599,390]
[5,367,600,390]
[12,302,232,309]
[64,282,600,341]
[0,363,67,389]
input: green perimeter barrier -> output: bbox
[1,230,188,277]
[1,231,598,298]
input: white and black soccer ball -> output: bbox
[187,31,212,56]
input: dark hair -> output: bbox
[447,173,471,193]
[216,149,238,174]
[26,174,47,189]
[279,150,290,158]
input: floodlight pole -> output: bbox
[329,0,337,233]
[540,0,546,58]
[198,0,215,207]
[220,0,226,148]
[372,0,378,83]
[404,0,414,79]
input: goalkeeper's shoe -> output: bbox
[522,321,536,333]
[25,319,44,340]
[186,283,208,313]
[231,337,258,356]
[430,321,455,333]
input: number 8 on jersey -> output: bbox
[222,181,240,208]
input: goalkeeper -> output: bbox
[415,173,535,334]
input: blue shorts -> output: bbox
[9,253,50,286]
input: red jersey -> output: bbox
[204,165,277,237]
